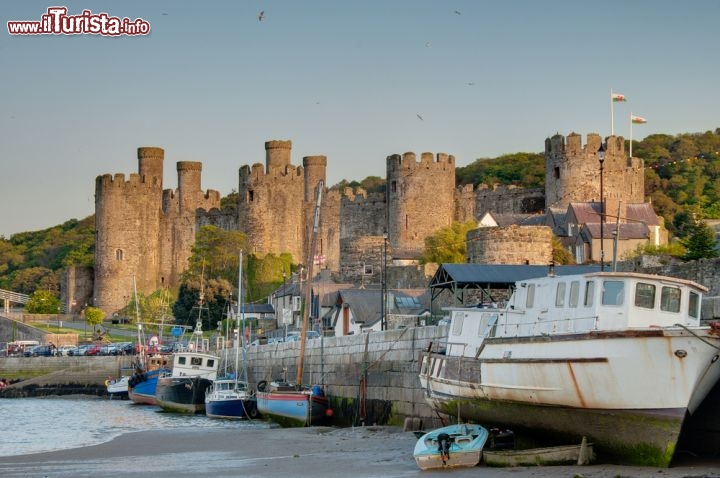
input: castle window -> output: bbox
[115,249,124,261]
[391,181,397,193]
[363,263,373,275]
[248,190,255,202]
[554,167,560,179]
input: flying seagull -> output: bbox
[416,114,424,121]
[454,10,461,15]
[161,12,168,16]
[258,10,265,21]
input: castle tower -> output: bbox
[545,132,644,216]
[177,161,202,212]
[302,155,330,270]
[238,140,305,262]
[94,147,165,313]
[386,152,456,255]
[265,140,292,171]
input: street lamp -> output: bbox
[381,230,388,331]
[597,142,606,272]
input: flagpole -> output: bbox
[629,112,633,159]
[610,89,614,136]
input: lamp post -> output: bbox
[381,230,388,331]
[597,143,606,272]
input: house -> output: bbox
[323,287,431,337]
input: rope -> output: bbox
[673,323,720,351]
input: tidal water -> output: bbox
[0,396,270,457]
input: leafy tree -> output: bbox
[552,237,575,265]
[84,306,105,334]
[682,221,719,261]
[10,267,57,295]
[25,289,62,314]
[456,153,545,188]
[421,221,476,264]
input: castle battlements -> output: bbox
[240,162,304,182]
[386,151,455,172]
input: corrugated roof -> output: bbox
[429,263,602,289]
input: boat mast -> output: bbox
[238,250,248,385]
[296,180,323,386]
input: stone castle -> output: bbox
[90,132,643,314]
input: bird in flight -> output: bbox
[454,10,461,15]
[258,10,265,21]
[416,114,424,121]
[161,12,168,16]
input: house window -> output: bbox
[363,263,373,275]
[634,283,656,309]
[115,249,124,261]
[660,286,681,313]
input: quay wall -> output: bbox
[0,326,448,428]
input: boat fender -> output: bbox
[105,379,112,387]
[248,403,260,419]
[437,433,452,464]
[257,380,267,392]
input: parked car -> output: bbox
[24,345,55,357]
[69,344,91,356]
[84,344,103,356]
[285,330,320,342]
[56,345,77,356]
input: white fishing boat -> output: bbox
[419,269,720,467]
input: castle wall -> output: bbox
[387,152,455,256]
[60,266,94,315]
[474,184,545,217]
[238,141,305,262]
[467,225,553,265]
[94,147,220,315]
[317,189,341,273]
[339,235,385,284]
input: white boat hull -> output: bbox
[420,328,720,466]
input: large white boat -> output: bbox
[419,270,720,467]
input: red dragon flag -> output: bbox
[631,115,647,124]
[611,92,627,102]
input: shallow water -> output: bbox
[0,396,270,457]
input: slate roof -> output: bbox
[581,222,650,240]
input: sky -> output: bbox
[1,1,719,238]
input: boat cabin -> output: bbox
[170,352,219,380]
[444,272,706,357]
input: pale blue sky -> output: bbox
[2,1,718,237]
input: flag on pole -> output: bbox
[611,93,627,102]
[631,115,647,124]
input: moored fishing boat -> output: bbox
[413,423,489,470]
[256,181,331,426]
[155,349,219,414]
[205,251,259,420]
[419,269,720,467]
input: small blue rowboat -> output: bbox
[413,423,489,470]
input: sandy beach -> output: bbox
[1,426,719,478]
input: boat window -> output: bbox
[452,314,464,336]
[634,282,656,309]
[602,281,625,306]
[526,284,535,308]
[207,359,215,368]
[689,291,700,318]
[191,357,202,366]
[555,282,566,307]
[660,287,681,313]
[569,281,579,308]
[178,356,186,365]
[584,281,595,307]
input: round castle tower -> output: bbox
[386,152,456,254]
[94,147,165,313]
[545,132,644,215]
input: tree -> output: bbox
[552,237,575,265]
[421,221,476,264]
[682,221,719,261]
[25,289,62,314]
[84,306,105,333]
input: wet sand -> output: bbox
[1,426,718,478]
